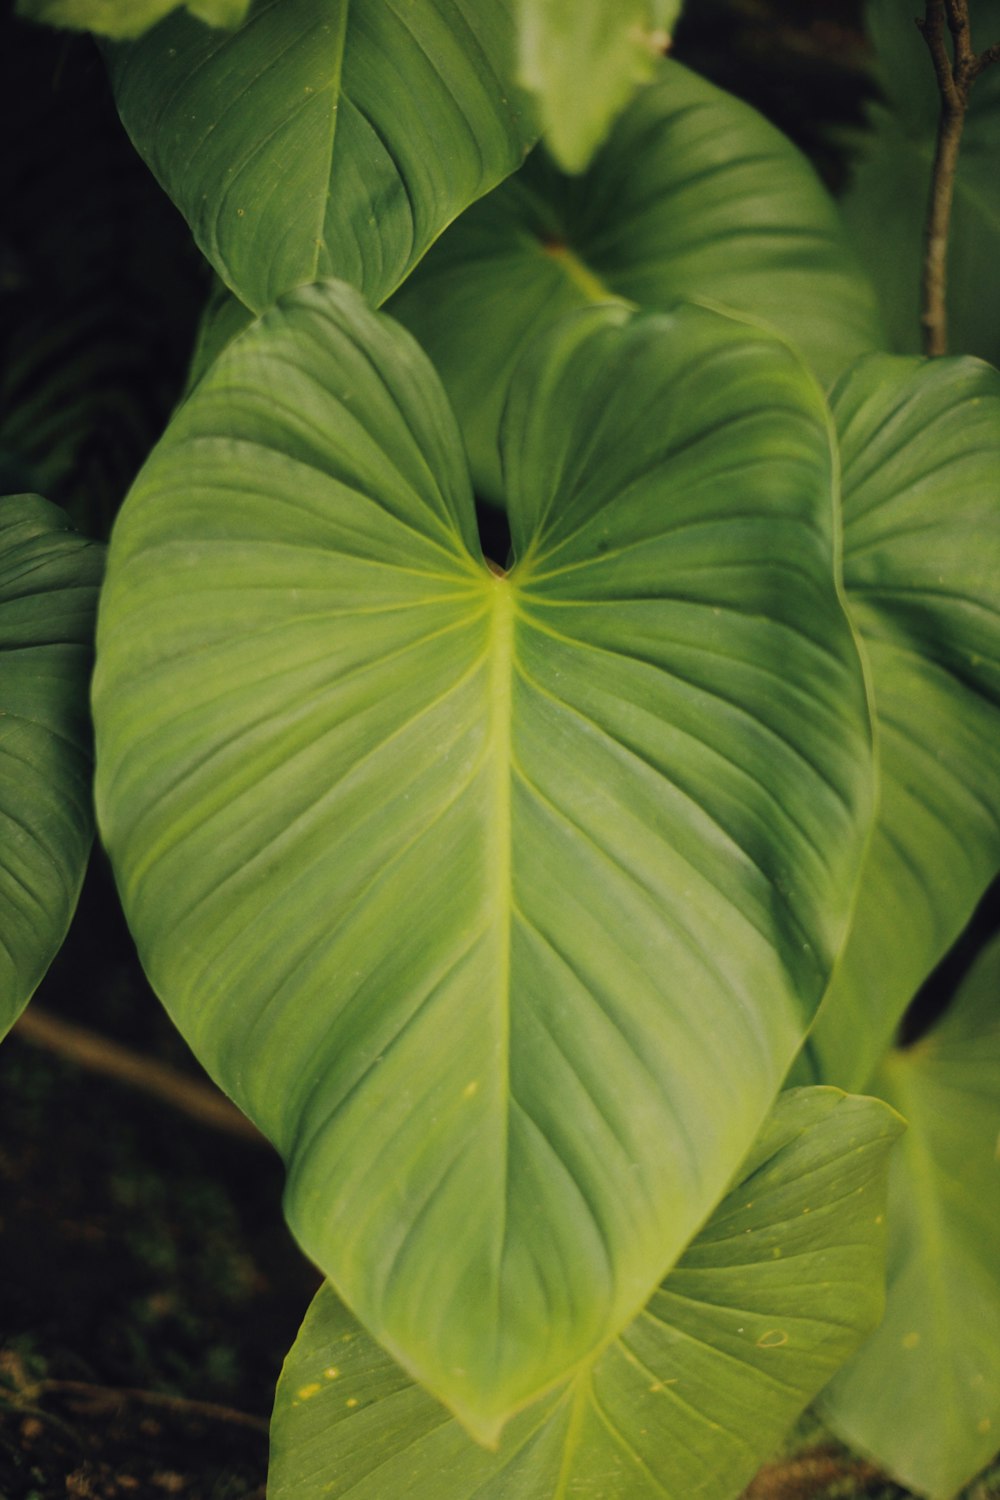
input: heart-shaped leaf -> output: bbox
[269,1087,903,1500]
[516,0,679,173]
[799,354,1000,1090]
[93,280,873,1439]
[820,934,1000,1499]
[1,495,103,1039]
[106,0,536,316]
[388,60,883,501]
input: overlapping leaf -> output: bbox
[270,1087,902,1500]
[183,278,256,396]
[389,60,883,501]
[16,0,249,40]
[800,354,1000,1090]
[821,936,1000,1498]
[106,0,536,315]
[1,495,103,1039]
[94,280,873,1439]
[842,0,1000,364]
[516,0,679,173]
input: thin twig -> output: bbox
[743,1448,884,1497]
[917,0,1000,355]
[25,1378,269,1436]
[12,1007,268,1147]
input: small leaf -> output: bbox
[269,1088,903,1498]
[821,935,1000,1499]
[389,59,883,502]
[15,0,250,39]
[802,354,1000,1090]
[94,280,873,1438]
[106,0,537,314]
[516,0,679,173]
[0,495,103,1039]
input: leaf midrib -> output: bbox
[487,575,516,1314]
[309,0,350,283]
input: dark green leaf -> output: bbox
[107,0,537,314]
[802,354,1000,1090]
[1,495,103,1039]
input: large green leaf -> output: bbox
[106,0,536,316]
[269,1088,903,1500]
[516,0,679,173]
[16,0,249,40]
[821,935,1000,1498]
[798,355,1000,1091]
[841,0,1000,363]
[1,495,103,1039]
[388,60,883,502]
[93,281,873,1440]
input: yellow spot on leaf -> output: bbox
[346,1397,359,1409]
[902,1332,920,1350]
[756,1330,789,1349]
[324,1368,339,1380]
[978,1418,991,1435]
[298,1383,321,1401]
[463,1081,480,1100]
[772,1247,782,1259]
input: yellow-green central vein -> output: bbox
[540,240,618,304]
[487,574,516,1309]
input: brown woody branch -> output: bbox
[19,1377,269,1435]
[917,0,1000,356]
[742,1448,885,1498]
[12,1006,268,1147]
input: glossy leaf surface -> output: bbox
[842,0,1000,364]
[516,0,678,172]
[107,0,536,314]
[94,281,873,1439]
[16,0,249,37]
[1,495,103,1038]
[821,936,1000,1498]
[801,355,1000,1090]
[389,60,883,501]
[269,1088,903,1499]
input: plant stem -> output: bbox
[917,0,1000,356]
[12,1007,267,1146]
[742,1447,885,1497]
[25,1378,269,1435]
